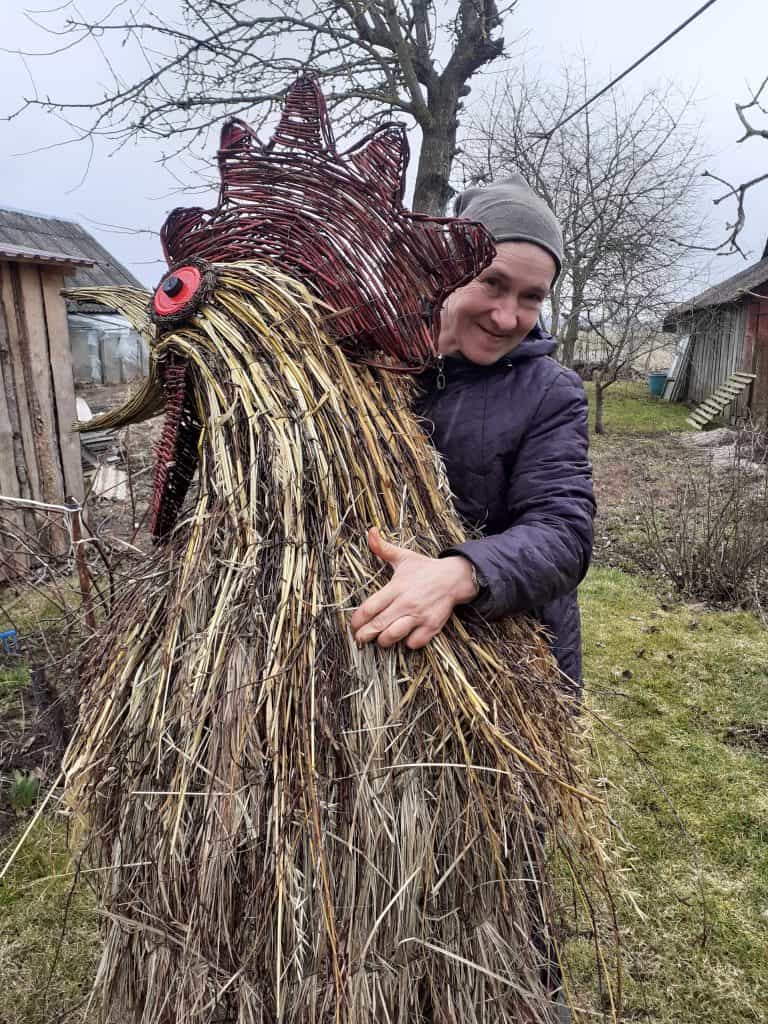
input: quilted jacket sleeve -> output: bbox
[442,368,595,620]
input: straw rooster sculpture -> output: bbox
[65,79,614,1024]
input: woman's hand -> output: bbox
[350,527,479,650]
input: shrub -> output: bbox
[641,427,768,611]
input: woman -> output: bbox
[350,174,595,694]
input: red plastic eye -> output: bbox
[153,266,202,316]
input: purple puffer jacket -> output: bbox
[415,328,595,691]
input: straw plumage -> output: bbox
[64,261,615,1024]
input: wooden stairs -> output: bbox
[685,372,756,430]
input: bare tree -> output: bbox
[7,0,518,215]
[582,263,696,434]
[458,67,707,375]
[701,74,768,257]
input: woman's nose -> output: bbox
[488,297,518,332]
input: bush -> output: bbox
[641,428,768,611]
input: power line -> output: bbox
[531,0,721,141]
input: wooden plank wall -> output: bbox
[687,302,750,421]
[0,260,83,578]
[0,277,29,579]
[743,291,768,419]
[41,272,85,499]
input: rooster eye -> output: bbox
[153,266,203,317]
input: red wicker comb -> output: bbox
[146,77,494,538]
[156,76,494,369]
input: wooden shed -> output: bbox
[0,242,90,576]
[663,242,768,422]
[0,207,146,387]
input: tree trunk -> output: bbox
[549,283,562,338]
[594,371,605,435]
[413,119,458,216]
[559,272,586,368]
[561,314,580,369]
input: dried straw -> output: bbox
[65,262,616,1023]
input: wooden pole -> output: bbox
[67,496,96,633]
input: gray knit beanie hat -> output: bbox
[454,174,563,280]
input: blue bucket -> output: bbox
[648,371,668,398]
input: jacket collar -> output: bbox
[423,325,557,382]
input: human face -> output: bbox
[437,242,556,364]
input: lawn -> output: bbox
[583,380,694,435]
[0,818,99,1024]
[576,566,768,1023]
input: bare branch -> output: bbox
[673,75,768,257]
[4,0,510,213]
[735,74,768,142]
[458,64,707,392]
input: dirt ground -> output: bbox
[590,433,693,573]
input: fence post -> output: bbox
[67,496,96,633]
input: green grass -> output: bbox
[0,664,29,696]
[0,663,30,731]
[0,818,99,1024]
[584,381,694,435]
[1,574,84,633]
[576,566,768,1023]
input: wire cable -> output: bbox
[531,0,721,141]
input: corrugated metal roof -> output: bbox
[0,242,94,268]
[0,207,143,291]
[665,255,768,326]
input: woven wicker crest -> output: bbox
[155,76,494,368]
[140,77,496,538]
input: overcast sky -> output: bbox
[1,0,766,289]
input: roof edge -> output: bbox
[664,255,768,326]
[0,242,94,269]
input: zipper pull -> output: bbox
[436,354,446,391]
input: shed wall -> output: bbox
[745,293,768,419]
[687,302,750,420]
[0,260,83,577]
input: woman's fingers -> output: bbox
[367,527,407,567]
[404,624,439,651]
[350,580,397,635]
[354,595,450,648]
[374,616,420,648]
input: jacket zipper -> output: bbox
[436,354,446,391]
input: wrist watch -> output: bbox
[469,562,486,597]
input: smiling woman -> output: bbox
[353,176,595,696]
[437,242,556,364]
